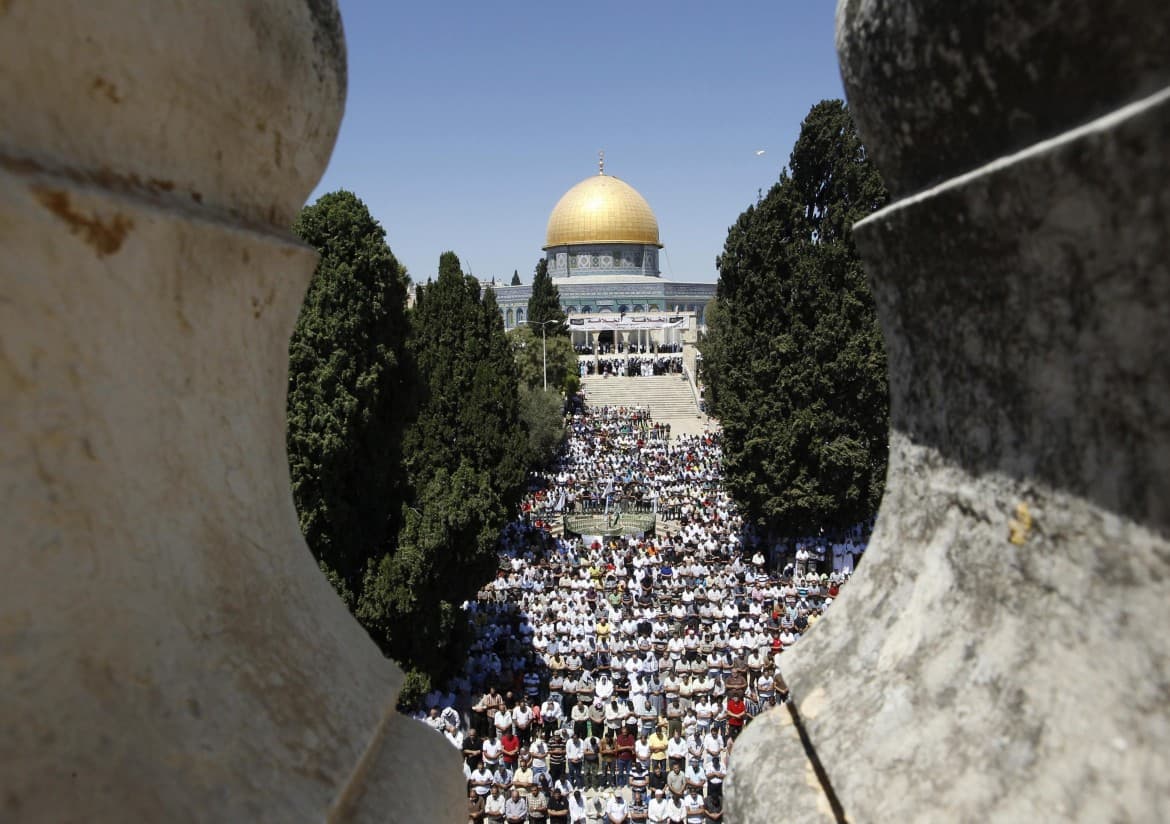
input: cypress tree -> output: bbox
[527,257,567,335]
[286,190,413,599]
[402,252,526,503]
[359,251,527,686]
[701,100,889,537]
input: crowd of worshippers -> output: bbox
[573,341,684,356]
[579,355,684,378]
[410,403,866,823]
[553,411,727,526]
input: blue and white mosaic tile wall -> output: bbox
[544,243,660,278]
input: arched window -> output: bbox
[581,306,591,314]
[632,304,644,312]
[565,306,578,314]
[516,308,525,324]
[505,308,514,327]
[649,303,659,311]
[618,305,629,314]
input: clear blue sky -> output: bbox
[311,0,845,285]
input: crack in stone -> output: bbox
[786,698,850,823]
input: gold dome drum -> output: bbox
[544,174,662,249]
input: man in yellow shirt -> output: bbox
[596,616,612,641]
[648,725,669,770]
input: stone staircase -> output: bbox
[581,374,704,428]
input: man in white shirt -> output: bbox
[684,757,706,794]
[565,731,586,788]
[666,731,688,768]
[648,789,670,823]
[494,706,513,737]
[682,789,705,824]
[662,673,680,704]
[482,734,503,770]
[605,791,629,823]
[513,699,534,745]
[553,775,574,797]
[703,729,724,760]
[566,789,589,824]
[542,695,564,736]
[569,699,590,738]
[470,763,494,798]
[562,673,579,709]
[605,698,625,735]
[635,732,652,768]
[484,785,507,824]
[424,707,445,732]
[704,753,725,804]
[529,731,549,781]
[693,696,714,733]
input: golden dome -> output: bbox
[544,174,662,249]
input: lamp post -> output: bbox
[524,318,560,391]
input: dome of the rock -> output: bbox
[544,174,662,249]
[490,158,714,335]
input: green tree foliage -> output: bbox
[358,460,500,678]
[289,205,558,690]
[510,324,578,393]
[403,252,527,504]
[357,251,528,682]
[510,322,573,469]
[511,269,521,286]
[518,386,566,469]
[527,257,567,334]
[701,100,890,537]
[287,190,412,596]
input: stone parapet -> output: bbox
[835,0,1170,196]
[0,2,462,821]
[728,3,1170,822]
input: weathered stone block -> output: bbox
[729,4,1170,821]
[0,2,463,821]
[836,0,1170,195]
